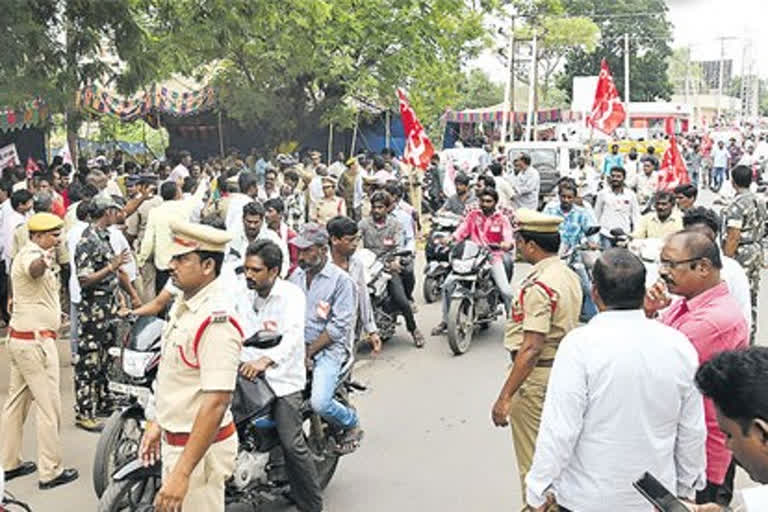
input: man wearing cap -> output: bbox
[289,223,363,453]
[338,156,364,221]
[73,195,133,431]
[310,175,346,225]
[138,220,242,512]
[0,213,79,490]
[490,208,582,506]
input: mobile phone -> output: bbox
[632,472,689,512]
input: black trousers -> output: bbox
[0,261,9,323]
[387,270,417,332]
[155,268,170,294]
[273,392,323,512]
[696,459,736,506]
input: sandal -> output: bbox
[335,425,364,455]
[430,323,446,336]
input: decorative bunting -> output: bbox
[0,99,50,133]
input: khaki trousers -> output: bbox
[161,433,237,512]
[1,336,63,481]
[508,366,552,511]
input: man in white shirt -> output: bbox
[509,153,541,210]
[489,161,514,210]
[239,240,323,512]
[226,201,289,278]
[636,159,660,206]
[224,171,260,243]
[526,248,707,512]
[67,201,90,358]
[712,141,730,191]
[167,150,191,186]
[682,206,752,333]
[1,190,33,271]
[594,167,641,247]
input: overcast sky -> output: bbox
[472,0,764,81]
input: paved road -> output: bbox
[2,204,766,510]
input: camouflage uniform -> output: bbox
[723,191,767,345]
[74,226,119,420]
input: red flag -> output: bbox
[25,157,39,178]
[396,88,434,170]
[586,59,627,135]
[657,129,689,191]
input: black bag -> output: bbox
[230,374,276,425]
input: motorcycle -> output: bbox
[445,241,512,355]
[97,331,359,512]
[93,314,165,498]
[423,211,462,304]
[358,247,413,343]
[560,227,601,323]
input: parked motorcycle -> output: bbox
[93,314,165,498]
[97,331,359,512]
[359,247,413,343]
[445,241,512,355]
[423,211,462,303]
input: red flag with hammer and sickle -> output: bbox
[587,59,627,135]
[397,88,434,170]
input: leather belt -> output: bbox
[9,329,58,340]
[163,421,235,447]
[509,350,555,368]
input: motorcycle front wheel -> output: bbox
[422,276,441,304]
[447,298,475,355]
[97,474,161,512]
[93,408,146,498]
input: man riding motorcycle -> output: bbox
[543,179,600,322]
[240,240,323,512]
[432,188,514,335]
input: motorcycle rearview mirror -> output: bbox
[609,227,626,238]
[244,331,283,349]
[585,226,600,237]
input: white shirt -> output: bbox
[713,147,730,168]
[67,220,89,304]
[526,310,707,512]
[308,175,324,205]
[224,192,254,245]
[636,172,659,205]
[1,208,26,268]
[226,226,289,278]
[240,279,307,397]
[493,175,515,209]
[109,226,137,282]
[723,255,752,334]
[168,163,190,183]
[594,187,641,237]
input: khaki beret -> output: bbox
[168,220,232,257]
[515,208,562,234]
[27,212,64,232]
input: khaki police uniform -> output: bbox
[1,213,65,482]
[502,209,582,506]
[155,220,242,512]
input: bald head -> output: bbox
[666,231,722,270]
[593,248,646,310]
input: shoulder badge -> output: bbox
[211,310,229,323]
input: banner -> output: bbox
[397,88,434,170]
[0,144,20,169]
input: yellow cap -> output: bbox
[515,208,562,234]
[27,213,64,232]
[168,220,232,257]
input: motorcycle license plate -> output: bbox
[108,381,150,402]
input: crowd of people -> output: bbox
[0,130,766,511]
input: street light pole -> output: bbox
[624,33,630,132]
[500,15,515,148]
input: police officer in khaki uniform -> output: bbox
[138,220,243,512]
[490,209,582,510]
[1,213,79,489]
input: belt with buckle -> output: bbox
[163,421,235,447]
[509,350,555,368]
[9,329,58,340]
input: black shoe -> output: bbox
[5,461,36,481]
[39,468,79,490]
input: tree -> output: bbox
[146,0,496,148]
[556,0,674,102]
[667,47,703,95]
[0,0,171,160]
[453,69,505,110]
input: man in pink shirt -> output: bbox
[645,230,748,507]
[432,188,514,335]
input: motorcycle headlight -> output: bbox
[451,259,473,274]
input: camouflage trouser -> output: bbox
[74,299,117,419]
[747,265,761,345]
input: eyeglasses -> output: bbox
[659,257,702,270]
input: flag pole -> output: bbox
[624,33,631,132]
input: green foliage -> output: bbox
[667,47,703,95]
[147,0,496,147]
[453,69,505,110]
[556,0,674,102]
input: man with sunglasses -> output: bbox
[645,230,748,507]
